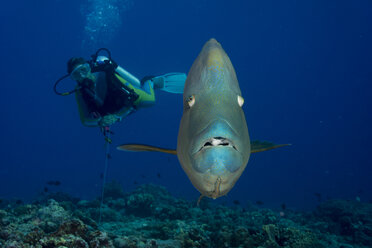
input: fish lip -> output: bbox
[195,137,237,154]
[190,119,240,156]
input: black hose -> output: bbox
[53,74,79,96]
[55,48,112,96]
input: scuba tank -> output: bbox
[95,56,141,88]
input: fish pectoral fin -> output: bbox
[117,144,177,155]
[250,140,291,153]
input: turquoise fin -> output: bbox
[152,73,186,94]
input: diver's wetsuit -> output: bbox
[76,70,155,127]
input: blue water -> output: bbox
[0,0,371,210]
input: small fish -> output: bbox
[255,200,264,206]
[157,173,161,178]
[233,200,240,205]
[281,203,286,210]
[16,200,23,205]
[44,187,49,193]
[107,154,112,159]
[133,181,138,185]
[100,173,104,179]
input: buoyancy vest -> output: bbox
[76,68,139,127]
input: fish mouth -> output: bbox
[197,137,237,153]
[190,119,241,156]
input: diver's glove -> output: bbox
[99,114,119,127]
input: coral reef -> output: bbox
[0,182,371,248]
[313,199,372,246]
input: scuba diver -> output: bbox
[54,48,186,128]
[54,48,186,225]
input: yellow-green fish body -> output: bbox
[177,38,250,198]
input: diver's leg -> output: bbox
[133,80,156,107]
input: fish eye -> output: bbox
[187,95,195,108]
[237,95,244,107]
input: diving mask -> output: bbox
[70,63,91,81]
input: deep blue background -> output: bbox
[0,0,371,210]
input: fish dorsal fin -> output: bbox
[250,140,291,153]
[117,144,177,155]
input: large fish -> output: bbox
[118,39,289,200]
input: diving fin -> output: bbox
[117,144,177,155]
[250,140,291,153]
[151,73,186,94]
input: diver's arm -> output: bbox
[75,88,102,127]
